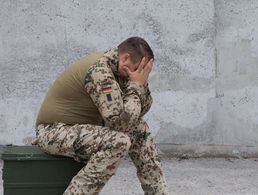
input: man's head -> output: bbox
[117,37,154,78]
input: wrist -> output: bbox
[130,79,145,86]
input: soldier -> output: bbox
[34,37,168,195]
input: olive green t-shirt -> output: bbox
[36,51,104,126]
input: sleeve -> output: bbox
[128,118,152,142]
[139,83,153,117]
[84,59,145,132]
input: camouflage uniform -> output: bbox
[35,48,168,195]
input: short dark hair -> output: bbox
[118,37,154,64]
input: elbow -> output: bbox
[103,111,140,132]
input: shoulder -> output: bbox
[85,56,114,85]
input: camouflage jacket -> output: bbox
[84,48,152,132]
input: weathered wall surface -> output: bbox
[0,0,258,156]
[210,0,258,156]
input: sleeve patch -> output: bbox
[101,81,113,94]
[106,94,112,101]
[101,81,113,102]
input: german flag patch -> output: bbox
[101,81,113,101]
[101,82,112,93]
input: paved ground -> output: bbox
[1,156,258,195]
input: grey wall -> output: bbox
[1,0,258,157]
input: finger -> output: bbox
[147,58,154,66]
[123,66,132,75]
[143,59,153,72]
[143,62,153,75]
[142,58,153,69]
[137,57,147,72]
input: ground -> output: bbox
[1,156,258,195]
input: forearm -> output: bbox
[103,81,145,132]
[140,84,153,117]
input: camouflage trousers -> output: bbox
[35,120,168,195]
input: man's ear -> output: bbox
[121,53,130,63]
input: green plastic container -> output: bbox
[1,145,84,195]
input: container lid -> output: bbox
[1,145,72,161]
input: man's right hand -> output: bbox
[124,57,153,85]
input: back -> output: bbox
[36,51,104,126]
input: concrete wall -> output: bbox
[0,0,258,157]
